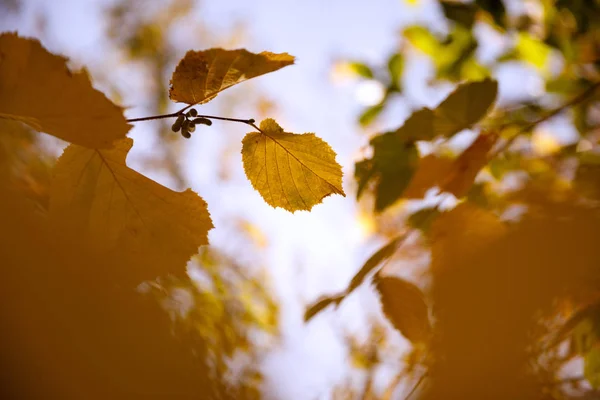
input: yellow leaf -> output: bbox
[242,119,345,212]
[440,131,498,197]
[49,138,213,279]
[375,275,431,344]
[169,48,294,105]
[0,33,130,149]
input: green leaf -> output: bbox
[348,61,374,79]
[359,104,384,126]
[397,108,436,142]
[355,132,419,212]
[387,53,404,88]
[433,78,498,138]
[375,275,431,343]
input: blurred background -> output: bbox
[2,0,600,399]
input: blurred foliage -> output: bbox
[310,0,600,398]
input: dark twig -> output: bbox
[490,81,600,158]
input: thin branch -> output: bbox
[405,372,428,400]
[490,81,600,158]
[126,108,262,132]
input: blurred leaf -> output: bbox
[404,26,441,56]
[476,0,506,28]
[348,236,403,292]
[407,207,441,234]
[398,108,436,142]
[355,132,419,212]
[0,33,130,149]
[585,347,600,389]
[433,79,498,138]
[441,1,477,29]
[387,53,404,88]
[49,138,213,280]
[359,104,384,126]
[304,294,344,322]
[242,119,345,212]
[440,131,498,197]
[305,235,404,322]
[375,275,431,343]
[348,61,374,79]
[515,32,552,71]
[404,132,497,199]
[169,48,294,104]
[404,154,453,198]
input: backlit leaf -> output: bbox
[49,138,213,279]
[434,79,498,138]
[242,119,345,212]
[440,131,498,197]
[375,275,431,343]
[169,48,294,105]
[359,104,384,126]
[355,131,419,212]
[0,33,130,149]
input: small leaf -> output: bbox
[169,48,294,105]
[359,104,384,126]
[387,53,404,87]
[49,138,213,280]
[304,236,405,323]
[0,33,130,148]
[347,61,374,79]
[375,275,431,343]
[242,119,345,212]
[355,131,419,212]
[433,79,498,138]
[348,236,402,292]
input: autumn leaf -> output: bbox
[242,119,345,212]
[0,33,130,149]
[375,275,431,344]
[404,131,498,199]
[433,79,498,138]
[169,48,295,105]
[49,138,213,280]
[304,236,404,322]
[440,131,498,196]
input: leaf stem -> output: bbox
[491,81,600,158]
[126,107,262,132]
